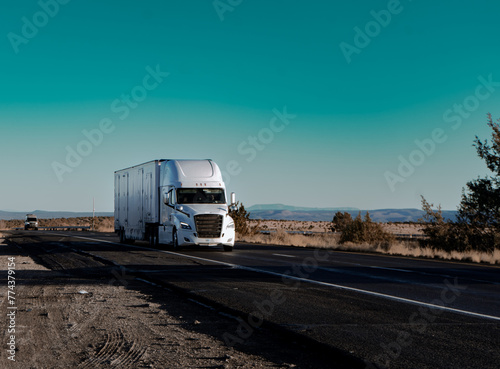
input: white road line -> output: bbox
[332,259,500,285]
[368,265,412,273]
[272,253,296,258]
[57,234,500,322]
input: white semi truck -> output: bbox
[114,159,236,251]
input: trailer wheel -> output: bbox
[149,227,158,247]
[119,229,126,244]
[172,229,179,250]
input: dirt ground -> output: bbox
[248,219,423,235]
[0,233,338,369]
[0,218,423,235]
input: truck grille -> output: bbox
[195,214,223,238]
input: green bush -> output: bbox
[333,211,394,246]
[421,114,500,253]
[228,202,251,236]
[332,211,353,232]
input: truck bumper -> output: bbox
[177,228,235,247]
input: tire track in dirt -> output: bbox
[78,328,146,368]
[3,232,354,369]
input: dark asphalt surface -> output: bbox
[5,231,500,369]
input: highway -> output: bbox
[5,230,500,368]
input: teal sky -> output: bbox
[1,0,499,212]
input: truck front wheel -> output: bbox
[172,229,179,250]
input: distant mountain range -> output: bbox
[246,204,457,223]
[247,204,359,212]
[0,210,114,220]
[0,205,458,223]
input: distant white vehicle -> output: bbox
[114,159,236,251]
[24,214,39,230]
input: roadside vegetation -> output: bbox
[332,211,395,246]
[238,115,500,264]
[420,114,500,254]
[0,217,114,232]
[228,202,251,235]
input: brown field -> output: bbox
[0,217,422,235]
[243,220,499,265]
[1,217,497,264]
[0,216,114,232]
[247,219,424,235]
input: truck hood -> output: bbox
[179,204,229,218]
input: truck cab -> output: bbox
[158,160,235,251]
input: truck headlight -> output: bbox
[227,222,235,229]
[180,222,192,230]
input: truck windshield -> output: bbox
[27,217,37,222]
[177,188,226,204]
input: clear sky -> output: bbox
[1,0,499,212]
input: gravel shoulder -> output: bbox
[0,232,337,369]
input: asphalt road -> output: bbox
[5,231,500,369]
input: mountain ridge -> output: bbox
[246,204,457,222]
[247,204,359,212]
[0,205,458,223]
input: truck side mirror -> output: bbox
[229,192,237,211]
[163,192,169,205]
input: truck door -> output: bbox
[159,187,175,244]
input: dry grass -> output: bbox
[240,228,500,265]
[249,219,424,235]
[0,217,114,232]
[242,229,341,248]
[2,217,498,264]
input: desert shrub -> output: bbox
[420,196,497,253]
[421,114,500,252]
[336,212,394,246]
[419,196,459,251]
[455,114,500,251]
[228,202,251,236]
[332,212,353,232]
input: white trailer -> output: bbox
[114,159,236,251]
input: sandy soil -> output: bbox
[0,234,322,368]
[0,217,423,235]
[248,219,424,235]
